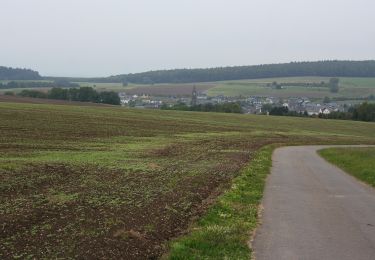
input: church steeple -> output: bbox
[191,85,197,106]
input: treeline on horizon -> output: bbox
[101,60,375,84]
[0,80,79,89]
[0,66,41,80]
[6,87,120,105]
[2,60,375,84]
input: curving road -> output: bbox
[253,146,375,260]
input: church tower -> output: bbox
[191,85,197,106]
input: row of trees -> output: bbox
[161,102,242,113]
[16,87,120,105]
[328,78,340,93]
[324,103,375,122]
[3,60,375,84]
[268,78,340,93]
[0,80,79,89]
[263,106,308,117]
[266,103,375,122]
[0,66,41,80]
[268,106,290,116]
[88,60,375,84]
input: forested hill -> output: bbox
[0,66,42,80]
[101,60,375,84]
[3,60,375,83]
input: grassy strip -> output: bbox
[319,147,375,188]
[166,145,275,259]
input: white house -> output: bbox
[319,108,331,115]
[120,99,130,106]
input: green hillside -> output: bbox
[207,76,375,98]
[79,76,375,99]
[87,60,375,84]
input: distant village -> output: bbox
[118,87,351,116]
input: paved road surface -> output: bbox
[253,146,375,260]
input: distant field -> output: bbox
[76,82,213,96]
[82,76,375,98]
[0,87,50,94]
[77,81,124,90]
[1,101,375,259]
[0,80,52,94]
[1,77,374,99]
[319,147,375,187]
[125,84,214,96]
[207,77,375,98]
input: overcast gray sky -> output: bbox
[1,0,374,77]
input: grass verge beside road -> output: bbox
[166,145,275,259]
[319,147,375,187]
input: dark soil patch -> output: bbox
[0,137,271,259]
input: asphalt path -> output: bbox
[253,146,375,260]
